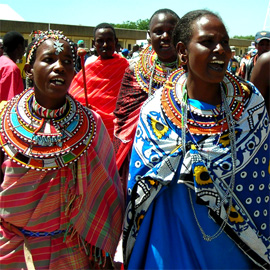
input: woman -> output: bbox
[123,10,270,269]
[0,30,124,269]
[113,9,181,191]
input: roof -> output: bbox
[0,4,25,21]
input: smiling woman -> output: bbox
[0,30,124,269]
[113,9,181,195]
[123,9,270,270]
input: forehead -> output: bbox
[192,15,227,36]
[95,28,115,39]
[257,39,270,45]
[36,38,72,55]
[150,13,177,29]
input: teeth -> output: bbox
[210,60,224,64]
[55,81,63,85]
[52,78,64,85]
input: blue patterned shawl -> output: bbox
[123,70,270,269]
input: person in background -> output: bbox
[227,49,239,75]
[123,9,269,269]
[113,9,180,196]
[238,30,270,80]
[251,50,270,114]
[0,39,3,57]
[116,43,122,55]
[121,48,130,59]
[0,31,25,101]
[131,44,140,60]
[75,39,89,72]
[69,23,129,140]
[16,52,26,89]
[84,47,98,66]
[0,30,124,269]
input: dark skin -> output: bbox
[148,12,178,63]
[3,42,25,63]
[25,39,75,109]
[177,15,231,105]
[130,12,178,72]
[256,39,270,56]
[1,37,116,269]
[94,28,118,60]
[250,51,270,113]
[2,38,75,181]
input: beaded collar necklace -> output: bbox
[0,88,96,171]
[32,96,67,119]
[134,45,179,96]
[161,69,245,135]
[161,69,247,241]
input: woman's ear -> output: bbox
[176,41,188,66]
[24,63,33,80]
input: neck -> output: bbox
[157,57,178,68]
[186,79,222,106]
[34,92,67,110]
[3,52,16,63]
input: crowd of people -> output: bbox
[0,8,269,270]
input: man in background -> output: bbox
[75,39,89,72]
[0,38,3,57]
[238,30,270,80]
[227,49,239,75]
[0,31,25,101]
[69,23,129,140]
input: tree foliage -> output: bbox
[112,20,255,40]
[112,19,150,30]
[232,35,255,40]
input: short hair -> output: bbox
[93,23,116,40]
[173,9,223,47]
[3,31,24,53]
[133,44,139,51]
[149,9,180,29]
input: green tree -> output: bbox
[112,19,150,30]
[232,35,255,40]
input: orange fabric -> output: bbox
[69,54,129,140]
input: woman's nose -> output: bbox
[214,43,225,54]
[53,60,65,72]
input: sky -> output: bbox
[3,0,270,38]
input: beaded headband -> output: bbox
[27,30,76,65]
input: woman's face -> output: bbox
[149,13,178,63]
[31,39,74,107]
[184,15,231,85]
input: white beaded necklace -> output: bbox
[181,83,237,241]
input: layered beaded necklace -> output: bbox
[161,69,247,241]
[134,45,179,96]
[0,88,96,171]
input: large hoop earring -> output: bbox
[180,55,187,65]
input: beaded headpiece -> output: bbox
[27,30,76,65]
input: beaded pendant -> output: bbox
[134,45,178,94]
[161,69,248,135]
[0,89,96,171]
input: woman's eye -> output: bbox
[64,59,72,64]
[201,39,212,45]
[156,31,163,35]
[44,57,53,63]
